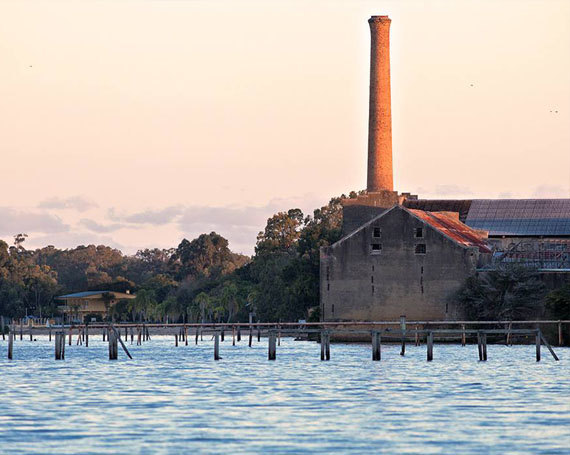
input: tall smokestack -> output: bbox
[367,15,393,193]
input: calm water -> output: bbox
[1,335,569,455]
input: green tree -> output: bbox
[456,266,546,320]
[255,209,304,256]
[545,284,570,320]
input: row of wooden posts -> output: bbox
[3,320,561,362]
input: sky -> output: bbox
[0,0,569,255]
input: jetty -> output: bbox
[2,316,567,363]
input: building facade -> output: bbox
[320,206,491,321]
[57,291,135,322]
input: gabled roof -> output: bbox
[331,205,491,253]
[408,209,492,253]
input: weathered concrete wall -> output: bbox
[321,207,486,322]
[342,205,386,236]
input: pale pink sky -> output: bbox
[0,0,569,254]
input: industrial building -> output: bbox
[320,16,570,322]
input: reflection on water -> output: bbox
[1,336,569,454]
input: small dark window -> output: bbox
[372,285,375,294]
[445,303,448,314]
[373,227,381,238]
[371,276,374,283]
[415,228,424,238]
[415,244,427,255]
[371,243,382,254]
[327,283,330,291]
[372,265,375,272]
[332,304,334,314]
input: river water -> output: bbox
[1,335,569,454]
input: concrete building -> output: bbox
[320,15,570,323]
[57,290,135,322]
[321,206,491,321]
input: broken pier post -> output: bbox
[427,331,433,361]
[214,333,220,361]
[372,331,381,361]
[268,331,276,360]
[320,330,330,361]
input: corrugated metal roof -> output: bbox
[404,199,570,237]
[466,199,570,236]
[404,199,472,222]
[408,209,492,253]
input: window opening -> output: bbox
[371,243,382,254]
[415,244,426,255]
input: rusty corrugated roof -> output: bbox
[408,209,492,253]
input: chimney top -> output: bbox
[369,15,391,23]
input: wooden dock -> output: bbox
[2,318,567,362]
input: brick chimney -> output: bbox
[367,15,393,192]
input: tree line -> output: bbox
[0,194,348,323]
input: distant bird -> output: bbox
[470,84,474,87]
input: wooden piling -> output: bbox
[29,326,33,342]
[55,332,65,360]
[214,333,220,361]
[69,326,72,346]
[85,323,89,347]
[320,331,330,361]
[482,332,488,361]
[175,334,178,347]
[195,327,199,345]
[257,327,261,342]
[372,331,381,361]
[237,327,241,342]
[427,331,433,361]
[248,327,253,347]
[20,319,23,340]
[558,321,563,346]
[185,326,188,346]
[535,329,541,362]
[506,322,512,346]
[232,326,236,346]
[110,326,133,359]
[461,324,466,346]
[8,327,13,360]
[477,331,483,361]
[137,327,141,346]
[278,324,281,347]
[1,316,4,341]
[103,328,106,341]
[400,315,406,356]
[109,328,118,360]
[49,328,52,342]
[539,332,560,361]
[130,327,134,344]
[221,329,224,342]
[268,331,276,360]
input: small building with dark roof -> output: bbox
[320,205,492,322]
[56,290,135,322]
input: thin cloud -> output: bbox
[532,185,569,198]
[79,219,128,234]
[38,196,98,212]
[108,206,184,225]
[0,207,69,236]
